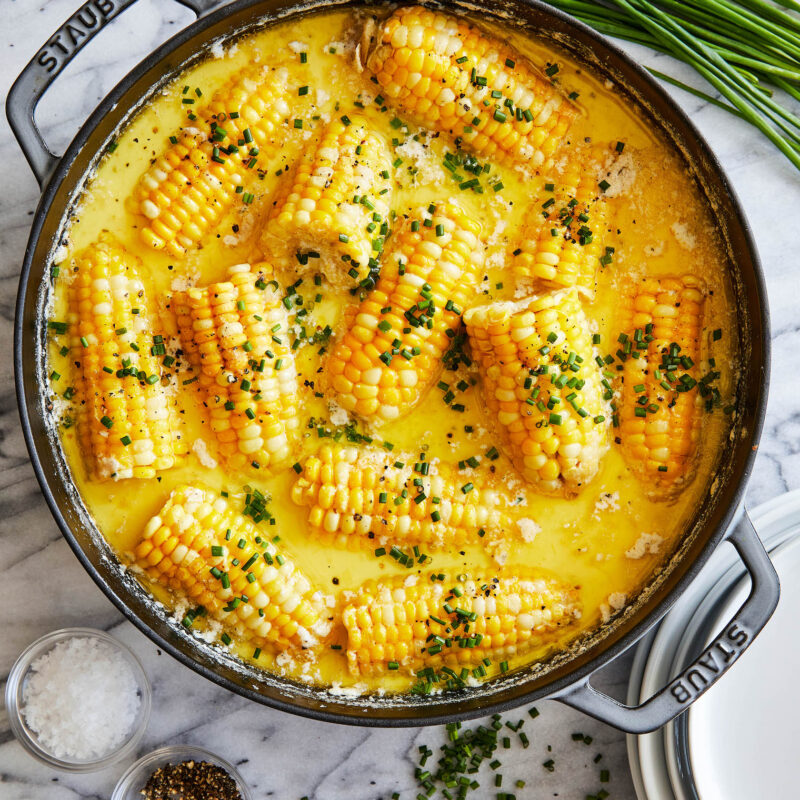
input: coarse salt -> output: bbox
[21,637,141,760]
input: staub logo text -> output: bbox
[36,0,120,74]
[669,622,749,703]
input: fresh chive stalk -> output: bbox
[545,0,800,170]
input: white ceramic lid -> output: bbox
[628,489,800,800]
[686,533,800,799]
[626,628,657,800]
[632,507,749,800]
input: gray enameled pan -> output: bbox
[6,0,778,731]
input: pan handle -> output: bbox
[5,0,223,188]
[555,508,780,733]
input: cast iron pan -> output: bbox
[6,0,778,731]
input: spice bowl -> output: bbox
[111,745,252,800]
[5,627,151,772]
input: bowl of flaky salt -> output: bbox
[4,627,151,771]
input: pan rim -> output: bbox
[13,0,771,726]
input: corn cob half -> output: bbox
[343,571,580,677]
[326,202,484,422]
[290,444,513,552]
[133,485,330,652]
[464,290,609,496]
[134,65,306,259]
[67,234,185,481]
[261,114,394,287]
[617,275,705,498]
[363,6,578,170]
[513,143,616,297]
[171,263,299,473]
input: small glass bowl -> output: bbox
[5,627,151,772]
[112,745,252,800]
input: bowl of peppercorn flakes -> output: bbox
[112,744,252,800]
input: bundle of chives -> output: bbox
[546,0,800,170]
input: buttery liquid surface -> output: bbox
[47,8,736,691]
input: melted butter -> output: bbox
[47,9,737,691]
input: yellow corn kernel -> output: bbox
[134,65,308,259]
[326,201,484,422]
[261,114,394,287]
[171,263,299,473]
[133,485,330,653]
[617,275,706,499]
[290,444,514,552]
[513,143,617,297]
[343,571,579,676]
[464,289,609,496]
[66,234,185,481]
[364,6,578,170]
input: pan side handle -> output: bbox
[554,508,780,734]
[6,0,222,188]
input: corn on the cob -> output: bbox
[290,444,513,552]
[326,202,484,422]
[171,263,299,473]
[363,6,578,170]
[464,290,609,496]
[513,144,615,296]
[134,65,305,259]
[133,485,330,652]
[343,571,579,676]
[261,114,394,287]
[617,276,705,498]
[67,235,185,481]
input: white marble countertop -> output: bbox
[2,2,798,798]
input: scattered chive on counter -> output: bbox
[297,706,611,799]
[20,636,141,760]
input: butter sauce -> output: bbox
[45,8,736,691]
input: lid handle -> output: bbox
[5,0,222,188]
[555,508,780,733]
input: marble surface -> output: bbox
[2,1,799,797]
